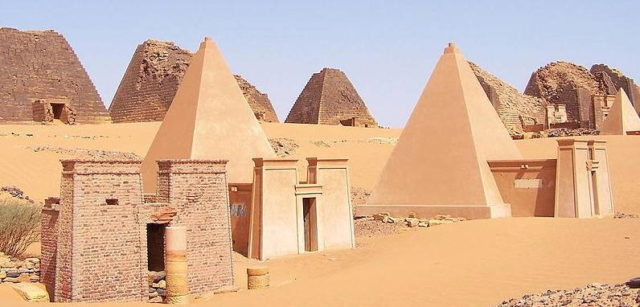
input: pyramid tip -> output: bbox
[199,36,215,50]
[444,42,460,54]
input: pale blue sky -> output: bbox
[2,1,638,127]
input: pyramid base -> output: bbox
[355,203,511,220]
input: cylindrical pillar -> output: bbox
[247,267,269,289]
[165,226,188,304]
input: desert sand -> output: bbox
[1,122,640,214]
[1,122,640,306]
[2,218,639,306]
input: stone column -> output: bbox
[165,226,188,304]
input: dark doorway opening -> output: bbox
[147,223,166,271]
[51,103,65,120]
[302,198,318,252]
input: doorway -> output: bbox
[51,103,65,120]
[302,198,318,252]
[147,223,166,271]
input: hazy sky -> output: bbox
[2,1,639,128]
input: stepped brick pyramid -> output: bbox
[109,40,191,122]
[234,74,279,122]
[591,64,640,113]
[110,39,278,123]
[600,89,640,135]
[469,62,546,134]
[141,37,275,192]
[0,28,110,123]
[285,68,377,127]
[364,43,521,218]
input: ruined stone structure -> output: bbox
[109,40,191,122]
[591,64,640,114]
[524,61,603,129]
[0,28,110,124]
[109,39,278,123]
[358,43,614,219]
[524,61,640,130]
[469,62,546,134]
[235,75,279,122]
[40,159,234,302]
[285,68,377,127]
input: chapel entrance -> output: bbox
[51,103,65,120]
[302,198,318,252]
[147,223,166,271]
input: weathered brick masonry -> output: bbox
[41,159,234,302]
[109,40,278,123]
[469,62,546,134]
[0,28,110,123]
[285,68,378,127]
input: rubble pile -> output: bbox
[498,283,640,307]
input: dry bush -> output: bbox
[0,195,41,256]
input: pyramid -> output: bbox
[0,28,110,123]
[141,37,275,192]
[285,68,377,127]
[364,43,521,219]
[600,89,640,135]
[109,39,279,123]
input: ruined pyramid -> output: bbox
[600,89,640,135]
[285,68,377,127]
[109,39,279,123]
[141,37,275,192]
[363,43,521,219]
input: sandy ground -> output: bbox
[1,122,640,215]
[2,122,640,305]
[2,218,639,306]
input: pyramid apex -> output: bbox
[444,42,460,54]
[199,36,215,49]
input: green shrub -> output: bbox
[0,196,41,256]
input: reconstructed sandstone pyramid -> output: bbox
[0,28,110,123]
[469,62,546,134]
[600,89,640,135]
[110,39,278,123]
[591,64,640,113]
[141,37,275,192]
[285,68,377,127]
[365,43,521,218]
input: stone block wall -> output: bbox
[156,160,234,294]
[0,28,110,123]
[39,207,59,296]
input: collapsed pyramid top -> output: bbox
[368,42,521,207]
[600,89,640,135]
[141,37,275,192]
[285,68,378,127]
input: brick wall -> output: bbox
[285,68,378,127]
[0,28,110,123]
[40,207,59,297]
[157,160,234,294]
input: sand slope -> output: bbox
[3,218,639,306]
